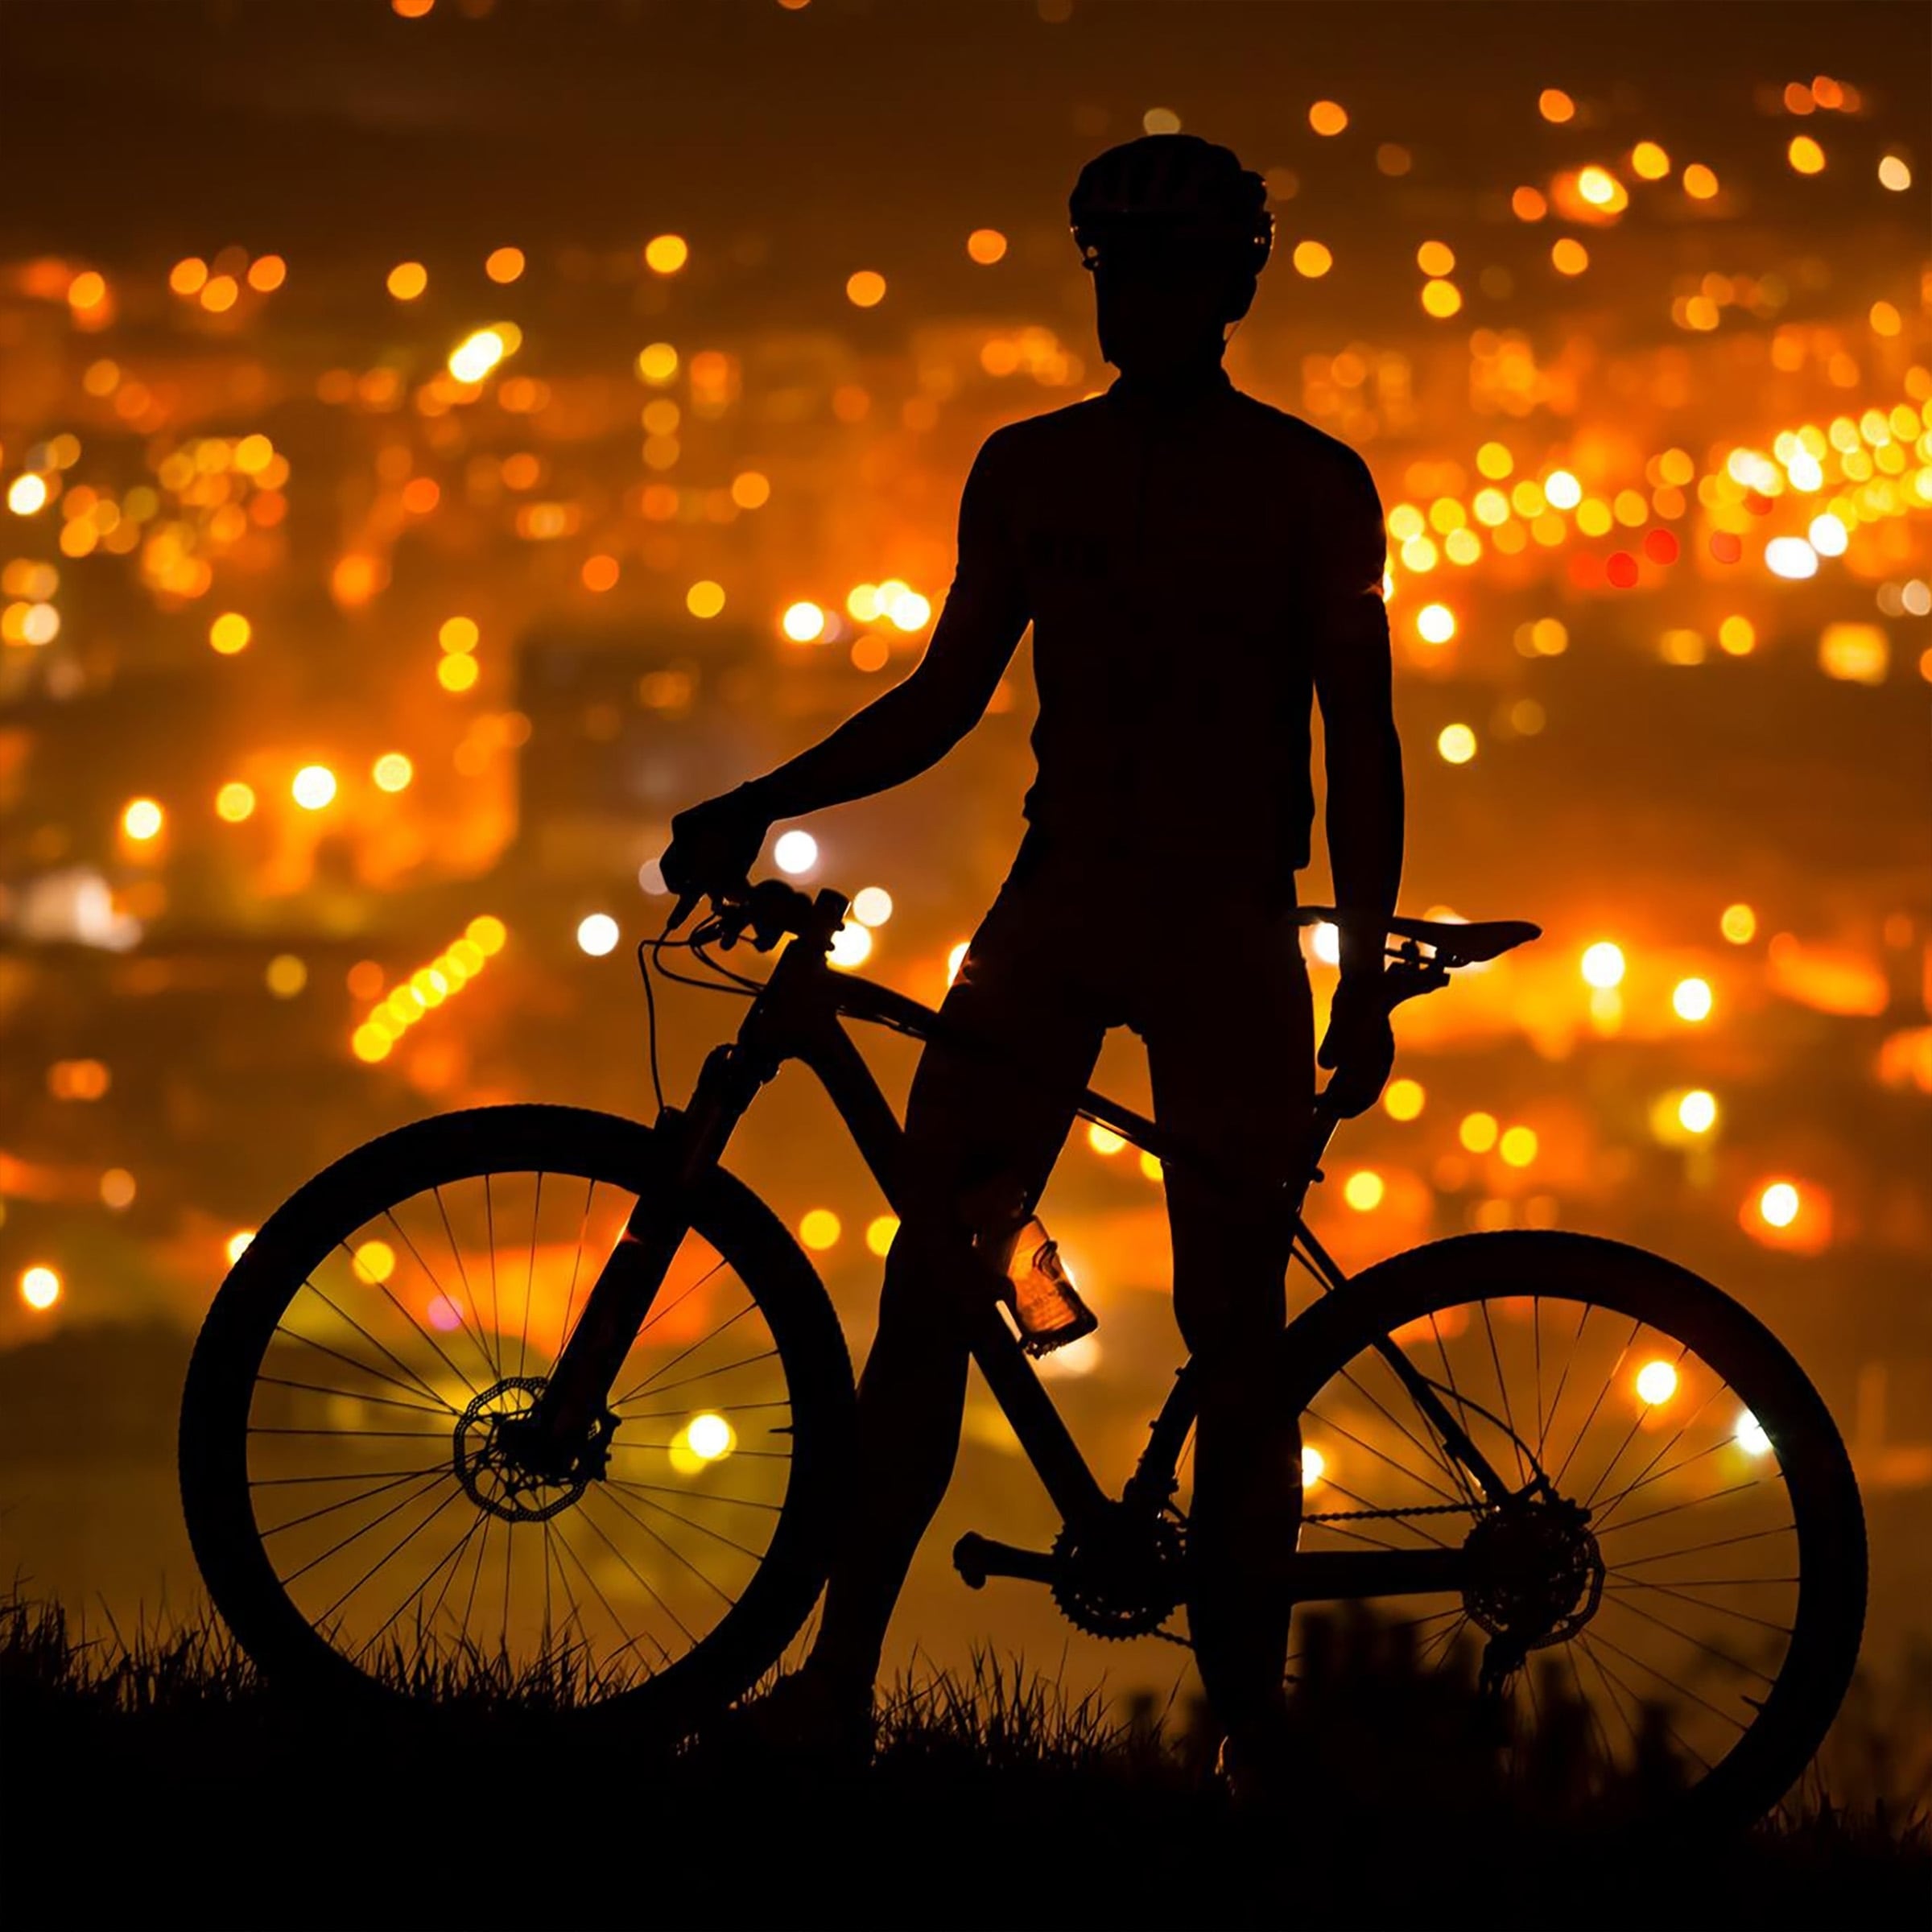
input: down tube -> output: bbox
[799,1016,1113,1533]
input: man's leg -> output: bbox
[808,887,1105,1697]
[1141,910,1315,1749]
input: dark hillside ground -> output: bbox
[3,1596,1927,1932]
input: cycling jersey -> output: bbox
[945,363,1392,889]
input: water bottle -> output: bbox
[998,1216,1098,1359]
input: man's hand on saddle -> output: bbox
[1317,975,1396,1117]
[659,786,773,923]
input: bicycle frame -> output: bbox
[534,889,1517,1608]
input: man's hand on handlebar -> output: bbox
[1317,973,1396,1118]
[659,786,773,929]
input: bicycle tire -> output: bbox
[1162,1229,1865,1835]
[180,1104,854,1737]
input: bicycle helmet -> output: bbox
[1069,134,1274,275]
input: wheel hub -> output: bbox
[452,1376,613,1523]
[1462,1495,1604,1653]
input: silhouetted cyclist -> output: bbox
[662,134,1403,1789]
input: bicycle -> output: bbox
[179,877,1865,1833]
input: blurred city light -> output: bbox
[774,831,819,875]
[1636,1359,1679,1405]
[20,1266,61,1311]
[576,914,620,956]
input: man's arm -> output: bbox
[739,431,1031,821]
[1311,452,1404,981]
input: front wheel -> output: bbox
[180,1105,854,1736]
[1170,1231,1865,1834]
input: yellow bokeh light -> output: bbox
[637,342,679,384]
[1736,1412,1773,1456]
[1631,141,1671,180]
[1309,100,1348,136]
[1476,441,1513,481]
[865,1215,900,1257]
[373,753,414,793]
[1291,240,1332,278]
[1721,902,1757,944]
[467,914,507,956]
[686,1412,736,1460]
[1682,163,1719,200]
[439,615,480,655]
[1087,1122,1126,1155]
[1538,87,1575,122]
[291,765,336,811]
[687,580,726,618]
[828,923,873,971]
[1673,977,1714,1022]
[352,1239,397,1285]
[644,233,689,275]
[1635,1359,1678,1406]
[1421,279,1463,319]
[225,1230,256,1265]
[1498,1125,1538,1167]
[208,611,251,654]
[1787,134,1825,175]
[265,954,308,999]
[215,781,255,824]
[731,470,770,509]
[122,797,163,841]
[1758,1181,1800,1228]
[1343,1170,1385,1212]
[485,246,525,284]
[348,1020,388,1066]
[782,600,827,643]
[1383,1078,1425,1121]
[1436,723,1476,764]
[438,653,480,692]
[799,1208,842,1251]
[1139,1150,1164,1183]
[1550,238,1590,276]
[21,1265,61,1311]
[846,270,887,308]
[1581,942,1625,989]
[947,941,969,985]
[1459,1112,1499,1154]
[1717,615,1756,658]
[386,261,428,301]
[1416,240,1455,277]
[1577,165,1621,206]
[1416,603,1455,645]
[967,228,1008,265]
[1300,1446,1326,1488]
[1879,154,1912,192]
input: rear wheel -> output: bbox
[180,1105,853,1736]
[1169,1231,1864,1833]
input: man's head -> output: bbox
[1069,135,1273,378]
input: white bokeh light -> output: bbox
[774,830,819,875]
[576,913,620,956]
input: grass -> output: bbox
[3,1591,1926,1932]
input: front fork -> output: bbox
[523,1041,762,1467]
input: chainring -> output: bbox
[1049,1511,1187,1641]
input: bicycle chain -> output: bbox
[1302,1501,1483,1523]
[1145,1502,1483,1649]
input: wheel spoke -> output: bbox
[613,1298,759,1407]
[434,1183,500,1381]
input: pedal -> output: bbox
[952,1532,1055,1591]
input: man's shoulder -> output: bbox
[976,394,1111,457]
[1228,391,1377,491]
